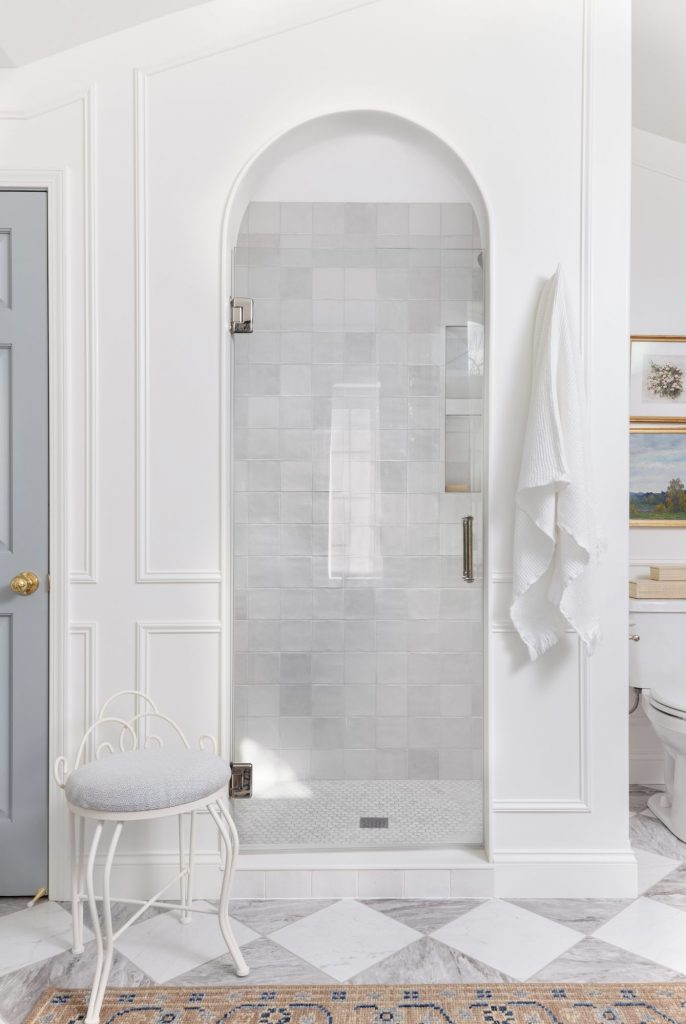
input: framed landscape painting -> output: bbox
[630,426,686,527]
[631,335,686,423]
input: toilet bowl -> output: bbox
[630,597,686,843]
[642,691,686,841]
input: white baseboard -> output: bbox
[492,849,638,898]
[630,754,664,786]
[73,847,637,901]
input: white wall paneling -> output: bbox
[0,0,632,897]
[135,621,223,753]
[134,72,222,583]
[68,623,97,761]
[71,86,98,584]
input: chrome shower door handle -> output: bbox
[462,515,474,583]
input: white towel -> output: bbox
[510,266,600,660]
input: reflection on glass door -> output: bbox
[230,202,485,850]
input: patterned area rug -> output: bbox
[25,984,686,1024]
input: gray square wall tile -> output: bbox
[231,200,485,846]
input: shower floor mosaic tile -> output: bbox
[231,779,483,848]
[1,786,684,1024]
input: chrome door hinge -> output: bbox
[229,762,252,798]
[230,297,253,334]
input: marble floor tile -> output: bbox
[113,901,259,984]
[0,942,150,1024]
[0,898,29,920]
[506,898,632,935]
[229,898,336,935]
[634,846,682,894]
[361,899,485,934]
[530,935,686,982]
[431,899,583,981]
[170,936,332,987]
[350,936,514,983]
[593,896,686,975]
[268,899,421,982]
[0,901,93,978]
[631,814,686,861]
[643,863,686,910]
[60,898,168,936]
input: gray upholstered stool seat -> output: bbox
[65,749,232,813]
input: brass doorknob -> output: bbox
[10,571,39,596]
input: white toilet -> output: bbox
[631,597,686,842]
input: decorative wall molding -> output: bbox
[70,86,98,584]
[135,620,223,752]
[69,622,97,759]
[492,644,591,814]
[133,70,221,583]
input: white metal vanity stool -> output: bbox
[54,690,249,1024]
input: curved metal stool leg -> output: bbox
[178,811,197,924]
[85,822,123,1024]
[207,801,249,977]
[70,813,85,954]
[84,822,104,1023]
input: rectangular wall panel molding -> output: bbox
[69,88,99,584]
[135,71,222,583]
[69,623,97,761]
[135,621,223,751]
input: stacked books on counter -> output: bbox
[630,565,686,598]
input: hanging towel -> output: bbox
[510,266,600,660]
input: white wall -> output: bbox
[630,127,686,783]
[0,0,633,898]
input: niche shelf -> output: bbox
[445,324,483,495]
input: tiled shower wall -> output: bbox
[232,202,484,792]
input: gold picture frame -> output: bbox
[631,335,686,423]
[630,424,686,528]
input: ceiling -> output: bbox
[634,0,686,145]
[0,0,213,66]
[0,0,683,146]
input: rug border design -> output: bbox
[27,983,686,1024]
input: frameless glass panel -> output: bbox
[231,202,484,851]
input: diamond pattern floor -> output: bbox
[1,786,684,1024]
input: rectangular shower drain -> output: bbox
[359,816,389,829]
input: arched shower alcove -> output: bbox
[222,111,489,855]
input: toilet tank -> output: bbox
[630,598,686,691]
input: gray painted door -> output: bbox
[0,191,49,895]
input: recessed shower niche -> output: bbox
[227,116,487,852]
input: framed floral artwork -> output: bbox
[631,335,686,423]
[630,425,686,527]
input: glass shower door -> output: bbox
[230,202,484,851]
